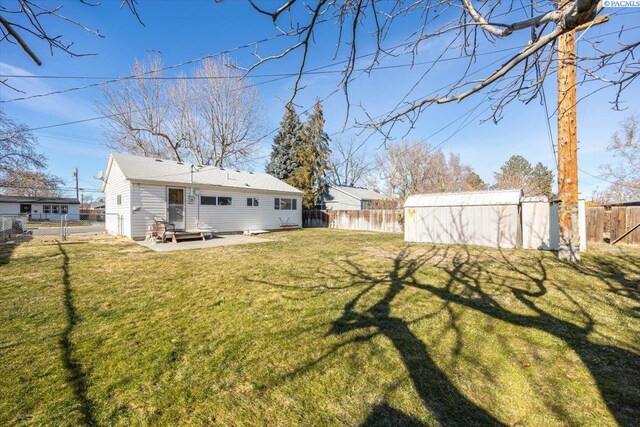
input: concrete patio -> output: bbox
[135,234,272,252]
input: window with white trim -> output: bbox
[43,205,51,214]
[274,198,297,210]
[200,196,232,206]
[247,197,259,207]
[52,205,60,214]
[61,205,68,214]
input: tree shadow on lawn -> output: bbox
[0,234,33,265]
[577,251,640,307]
[253,246,640,426]
[57,242,97,426]
[433,246,640,426]
[0,243,16,265]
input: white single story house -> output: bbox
[322,185,390,210]
[404,189,586,250]
[0,195,80,220]
[100,153,303,240]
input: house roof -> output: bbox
[101,153,303,194]
[404,189,523,208]
[330,185,388,201]
[0,195,80,204]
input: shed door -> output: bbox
[167,187,186,230]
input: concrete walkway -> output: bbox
[135,234,271,252]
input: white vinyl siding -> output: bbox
[130,184,167,239]
[324,188,362,210]
[0,202,80,220]
[104,162,131,237]
[192,189,301,233]
[126,184,302,239]
[0,203,20,215]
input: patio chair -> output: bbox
[151,217,175,243]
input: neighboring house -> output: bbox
[322,185,389,210]
[90,201,106,211]
[100,153,303,240]
[0,195,80,220]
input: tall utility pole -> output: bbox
[73,168,79,201]
[555,14,609,262]
[556,28,580,262]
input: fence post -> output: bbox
[59,214,68,241]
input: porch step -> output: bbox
[167,231,207,243]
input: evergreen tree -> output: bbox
[266,103,303,180]
[290,100,331,208]
[494,155,554,196]
[529,162,554,197]
[464,172,488,191]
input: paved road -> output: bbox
[30,223,105,236]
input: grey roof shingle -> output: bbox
[106,153,302,194]
[331,185,388,201]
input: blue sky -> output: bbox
[0,0,638,199]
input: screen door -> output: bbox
[167,187,185,230]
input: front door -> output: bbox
[167,187,186,230]
[19,204,31,218]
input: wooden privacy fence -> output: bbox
[302,209,329,228]
[303,209,403,233]
[586,206,640,244]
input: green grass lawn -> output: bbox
[1,229,639,426]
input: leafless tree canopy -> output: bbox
[0,169,63,197]
[243,0,638,135]
[327,137,374,186]
[595,114,640,203]
[374,139,482,201]
[0,109,45,175]
[0,0,142,68]
[98,54,266,168]
[0,110,65,196]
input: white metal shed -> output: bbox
[404,189,523,248]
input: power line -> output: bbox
[0,30,292,104]
[1,45,526,104]
[579,167,640,190]
[13,21,635,133]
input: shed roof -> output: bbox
[0,195,80,204]
[330,185,388,201]
[101,153,302,194]
[404,189,523,208]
